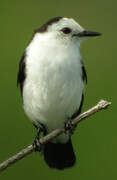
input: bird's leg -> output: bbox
[64,117,77,136]
[33,123,46,152]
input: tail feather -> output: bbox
[43,139,76,170]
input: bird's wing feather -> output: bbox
[81,60,87,83]
[71,94,84,119]
[71,59,87,119]
[17,52,26,96]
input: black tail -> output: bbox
[43,139,76,170]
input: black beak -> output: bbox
[76,30,102,37]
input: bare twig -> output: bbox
[0,99,111,172]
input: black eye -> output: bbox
[61,27,71,34]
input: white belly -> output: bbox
[23,35,84,142]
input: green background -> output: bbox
[0,0,116,179]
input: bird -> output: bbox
[17,17,101,170]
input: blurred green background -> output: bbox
[0,0,116,179]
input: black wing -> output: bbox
[17,52,26,96]
[71,94,84,119]
[81,60,87,83]
[71,60,87,119]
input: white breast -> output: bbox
[23,33,84,135]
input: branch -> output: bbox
[0,99,111,172]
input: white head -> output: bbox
[34,17,101,46]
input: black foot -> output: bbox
[32,124,46,152]
[33,137,42,152]
[64,117,77,136]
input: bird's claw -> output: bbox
[32,124,46,152]
[33,137,43,152]
[64,118,77,136]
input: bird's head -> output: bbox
[35,17,101,46]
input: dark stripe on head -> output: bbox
[17,52,26,96]
[34,17,63,33]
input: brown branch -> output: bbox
[0,99,111,172]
